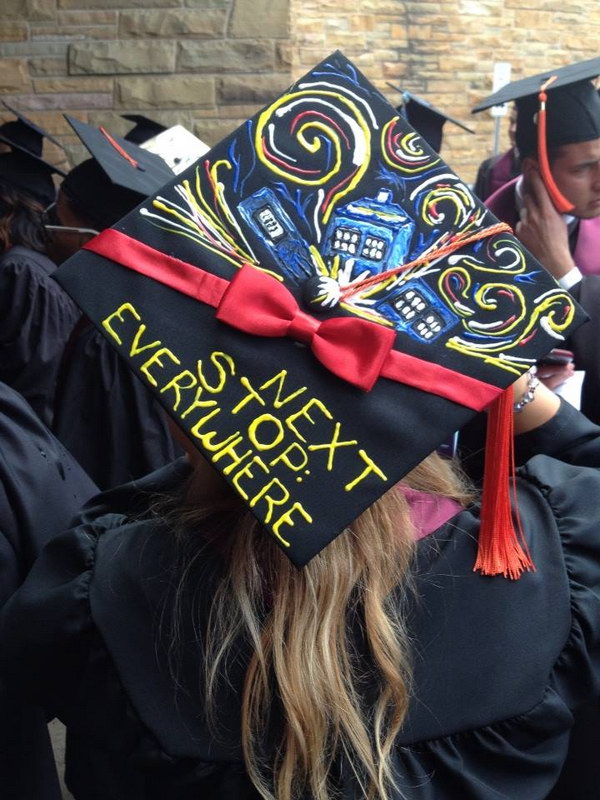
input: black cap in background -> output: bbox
[388,85,474,153]
[472,57,600,158]
[122,114,168,145]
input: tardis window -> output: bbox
[361,235,387,261]
[253,205,286,242]
[392,288,428,321]
[414,312,445,340]
[331,226,360,255]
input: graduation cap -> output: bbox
[0,101,65,156]
[0,103,67,204]
[122,114,168,145]
[140,124,210,175]
[53,52,586,574]
[0,149,62,206]
[60,116,175,229]
[388,84,474,153]
[472,57,600,213]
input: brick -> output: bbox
[31,25,118,41]
[6,110,88,135]
[120,9,227,38]
[56,10,117,24]
[229,0,289,39]
[218,74,291,104]
[193,118,241,146]
[178,40,275,73]
[183,0,230,5]
[115,75,216,109]
[58,0,178,7]
[29,57,68,77]
[0,59,32,94]
[0,43,69,57]
[1,23,29,42]
[3,0,56,21]
[68,41,175,75]
[33,76,113,93]
[7,92,113,110]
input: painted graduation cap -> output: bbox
[66,115,174,198]
[388,84,474,153]
[54,51,586,569]
[472,57,600,212]
[122,114,168,145]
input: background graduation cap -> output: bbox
[0,103,67,205]
[0,101,65,157]
[388,84,474,153]
[122,114,168,145]
[54,52,586,573]
[472,57,600,212]
[60,116,175,229]
[140,124,210,175]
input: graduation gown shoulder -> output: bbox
[0,381,98,800]
[2,402,600,800]
[0,245,80,426]
[52,320,182,490]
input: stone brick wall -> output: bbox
[1,0,598,183]
[289,0,600,183]
[0,0,292,169]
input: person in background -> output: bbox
[0,112,80,426]
[473,104,520,201]
[0,380,97,800]
[46,115,182,490]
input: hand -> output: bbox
[515,167,576,280]
[536,361,575,390]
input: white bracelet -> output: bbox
[513,366,539,413]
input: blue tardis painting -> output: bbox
[322,189,414,281]
[373,280,459,342]
[237,187,314,283]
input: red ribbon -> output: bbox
[84,229,501,408]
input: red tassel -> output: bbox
[474,385,535,580]
[536,78,575,215]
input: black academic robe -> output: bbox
[52,319,182,491]
[0,245,80,426]
[566,276,600,426]
[1,400,600,799]
[0,382,98,800]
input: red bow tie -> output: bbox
[216,265,396,391]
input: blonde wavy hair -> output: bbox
[170,451,473,800]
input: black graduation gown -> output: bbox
[0,381,98,800]
[2,401,600,800]
[0,245,80,426]
[566,276,600,426]
[52,319,182,491]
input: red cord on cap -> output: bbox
[536,76,575,214]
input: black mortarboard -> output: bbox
[0,102,64,156]
[472,57,600,157]
[0,103,66,204]
[66,116,174,198]
[389,85,474,153]
[54,52,586,571]
[0,150,60,205]
[122,114,168,145]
